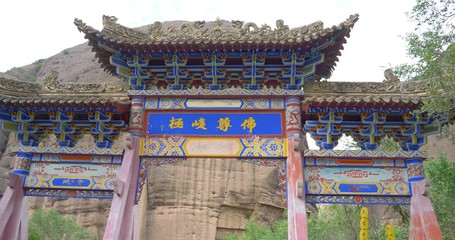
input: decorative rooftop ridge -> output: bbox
[75,14,358,45]
[0,71,128,97]
[74,15,359,84]
[0,76,41,97]
[303,70,428,103]
[0,72,130,112]
[42,71,128,95]
[304,81,428,95]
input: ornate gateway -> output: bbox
[0,14,444,239]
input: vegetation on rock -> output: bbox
[28,209,93,240]
[224,206,409,240]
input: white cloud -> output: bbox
[0,0,416,82]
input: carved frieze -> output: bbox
[306,69,429,95]
[75,14,359,45]
[147,18,325,43]
[0,72,129,108]
[42,71,127,94]
[306,80,428,94]
[401,81,429,93]
[0,76,41,96]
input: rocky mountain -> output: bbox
[2,42,120,85]
[420,126,455,160]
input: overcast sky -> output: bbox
[0,0,416,82]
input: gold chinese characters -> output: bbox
[168,117,183,129]
[192,117,207,130]
[168,116,257,133]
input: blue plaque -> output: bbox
[147,112,284,136]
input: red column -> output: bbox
[129,97,145,138]
[409,179,443,240]
[0,172,28,240]
[103,134,141,240]
[285,96,308,240]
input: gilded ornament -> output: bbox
[0,76,41,95]
[42,71,127,93]
[76,14,359,45]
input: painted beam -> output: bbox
[144,98,285,110]
[141,137,287,158]
[128,88,303,97]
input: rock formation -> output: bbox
[0,132,13,195]
[144,158,285,239]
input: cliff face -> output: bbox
[0,132,13,196]
[420,126,455,160]
[144,158,285,240]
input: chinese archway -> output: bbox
[0,14,444,239]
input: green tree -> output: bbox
[307,205,360,240]
[28,209,94,240]
[224,206,409,240]
[424,153,455,239]
[223,215,287,240]
[396,0,454,128]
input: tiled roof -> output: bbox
[75,14,358,47]
[303,79,428,105]
[74,15,359,80]
[0,72,129,111]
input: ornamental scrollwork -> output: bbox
[0,76,41,95]
[309,80,426,94]
[308,69,427,94]
[401,80,429,93]
[43,71,127,93]
[90,14,359,44]
[147,17,327,43]
[101,15,148,42]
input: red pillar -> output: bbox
[0,172,28,240]
[409,179,443,240]
[104,97,144,240]
[103,134,141,240]
[285,96,308,240]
